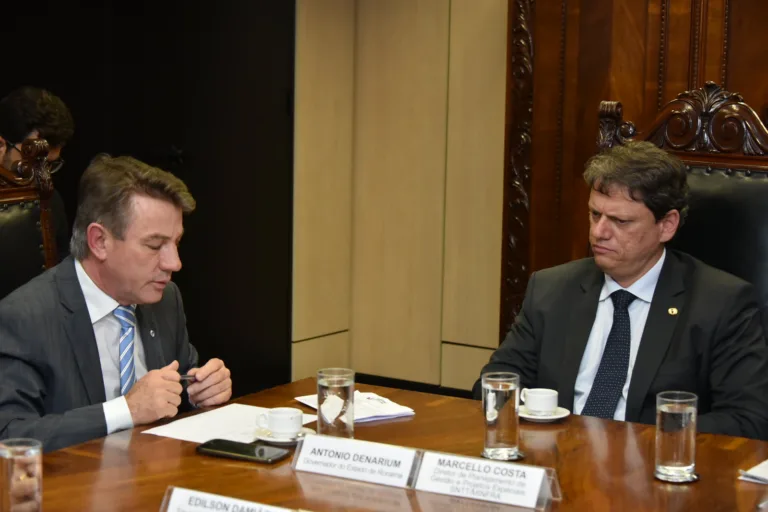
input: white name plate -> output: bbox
[161,486,293,512]
[293,434,418,488]
[414,452,547,509]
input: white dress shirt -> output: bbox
[573,249,666,421]
[74,260,148,434]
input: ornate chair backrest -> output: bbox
[598,82,768,308]
[0,138,59,299]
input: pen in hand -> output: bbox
[180,374,196,383]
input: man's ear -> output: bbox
[659,209,681,243]
[86,223,111,261]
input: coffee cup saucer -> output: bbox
[519,406,570,423]
[254,427,315,446]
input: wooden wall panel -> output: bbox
[662,0,693,104]
[530,0,567,273]
[701,0,726,86]
[610,0,648,119]
[560,0,584,262]
[441,344,495,391]
[441,0,507,349]
[292,0,354,342]
[350,0,449,384]
[726,2,768,121]
[292,332,350,381]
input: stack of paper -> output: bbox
[740,460,768,484]
[142,403,317,443]
[295,391,415,423]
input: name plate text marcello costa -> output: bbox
[414,452,547,509]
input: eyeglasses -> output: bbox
[2,139,21,156]
[3,139,64,174]
[48,157,64,174]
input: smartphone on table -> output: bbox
[197,439,291,464]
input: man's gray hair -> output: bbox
[70,154,195,260]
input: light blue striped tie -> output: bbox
[113,305,137,395]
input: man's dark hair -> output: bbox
[584,141,689,224]
[0,86,74,146]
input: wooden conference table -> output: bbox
[44,379,768,511]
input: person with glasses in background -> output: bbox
[0,86,74,263]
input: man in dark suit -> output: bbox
[0,155,233,451]
[475,141,768,440]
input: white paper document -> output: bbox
[295,391,414,423]
[142,403,317,444]
[740,459,768,484]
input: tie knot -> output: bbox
[113,305,136,328]
[610,290,636,310]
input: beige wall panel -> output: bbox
[351,0,450,384]
[441,343,494,391]
[292,0,355,342]
[292,332,350,381]
[442,0,507,349]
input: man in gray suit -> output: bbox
[475,142,768,440]
[0,155,233,451]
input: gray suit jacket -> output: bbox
[0,257,198,452]
[474,250,768,440]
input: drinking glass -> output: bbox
[481,372,522,460]
[654,391,697,483]
[317,368,355,438]
[0,438,42,512]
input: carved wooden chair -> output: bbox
[0,139,59,299]
[598,82,768,308]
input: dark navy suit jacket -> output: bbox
[474,250,768,440]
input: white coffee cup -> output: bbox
[257,407,303,439]
[520,388,558,416]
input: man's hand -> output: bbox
[125,360,182,425]
[186,358,232,407]
[9,456,41,512]
[10,476,40,512]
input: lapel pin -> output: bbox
[150,330,156,337]
[668,308,678,316]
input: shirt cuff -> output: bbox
[103,397,135,434]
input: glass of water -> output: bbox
[481,372,522,461]
[317,368,355,438]
[654,391,698,483]
[0,438,42,512]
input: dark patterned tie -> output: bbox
[581,290,637,419]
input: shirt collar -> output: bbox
[74,259,121,325]
[599,248,666,303]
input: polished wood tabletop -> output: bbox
[43,378,768,511]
